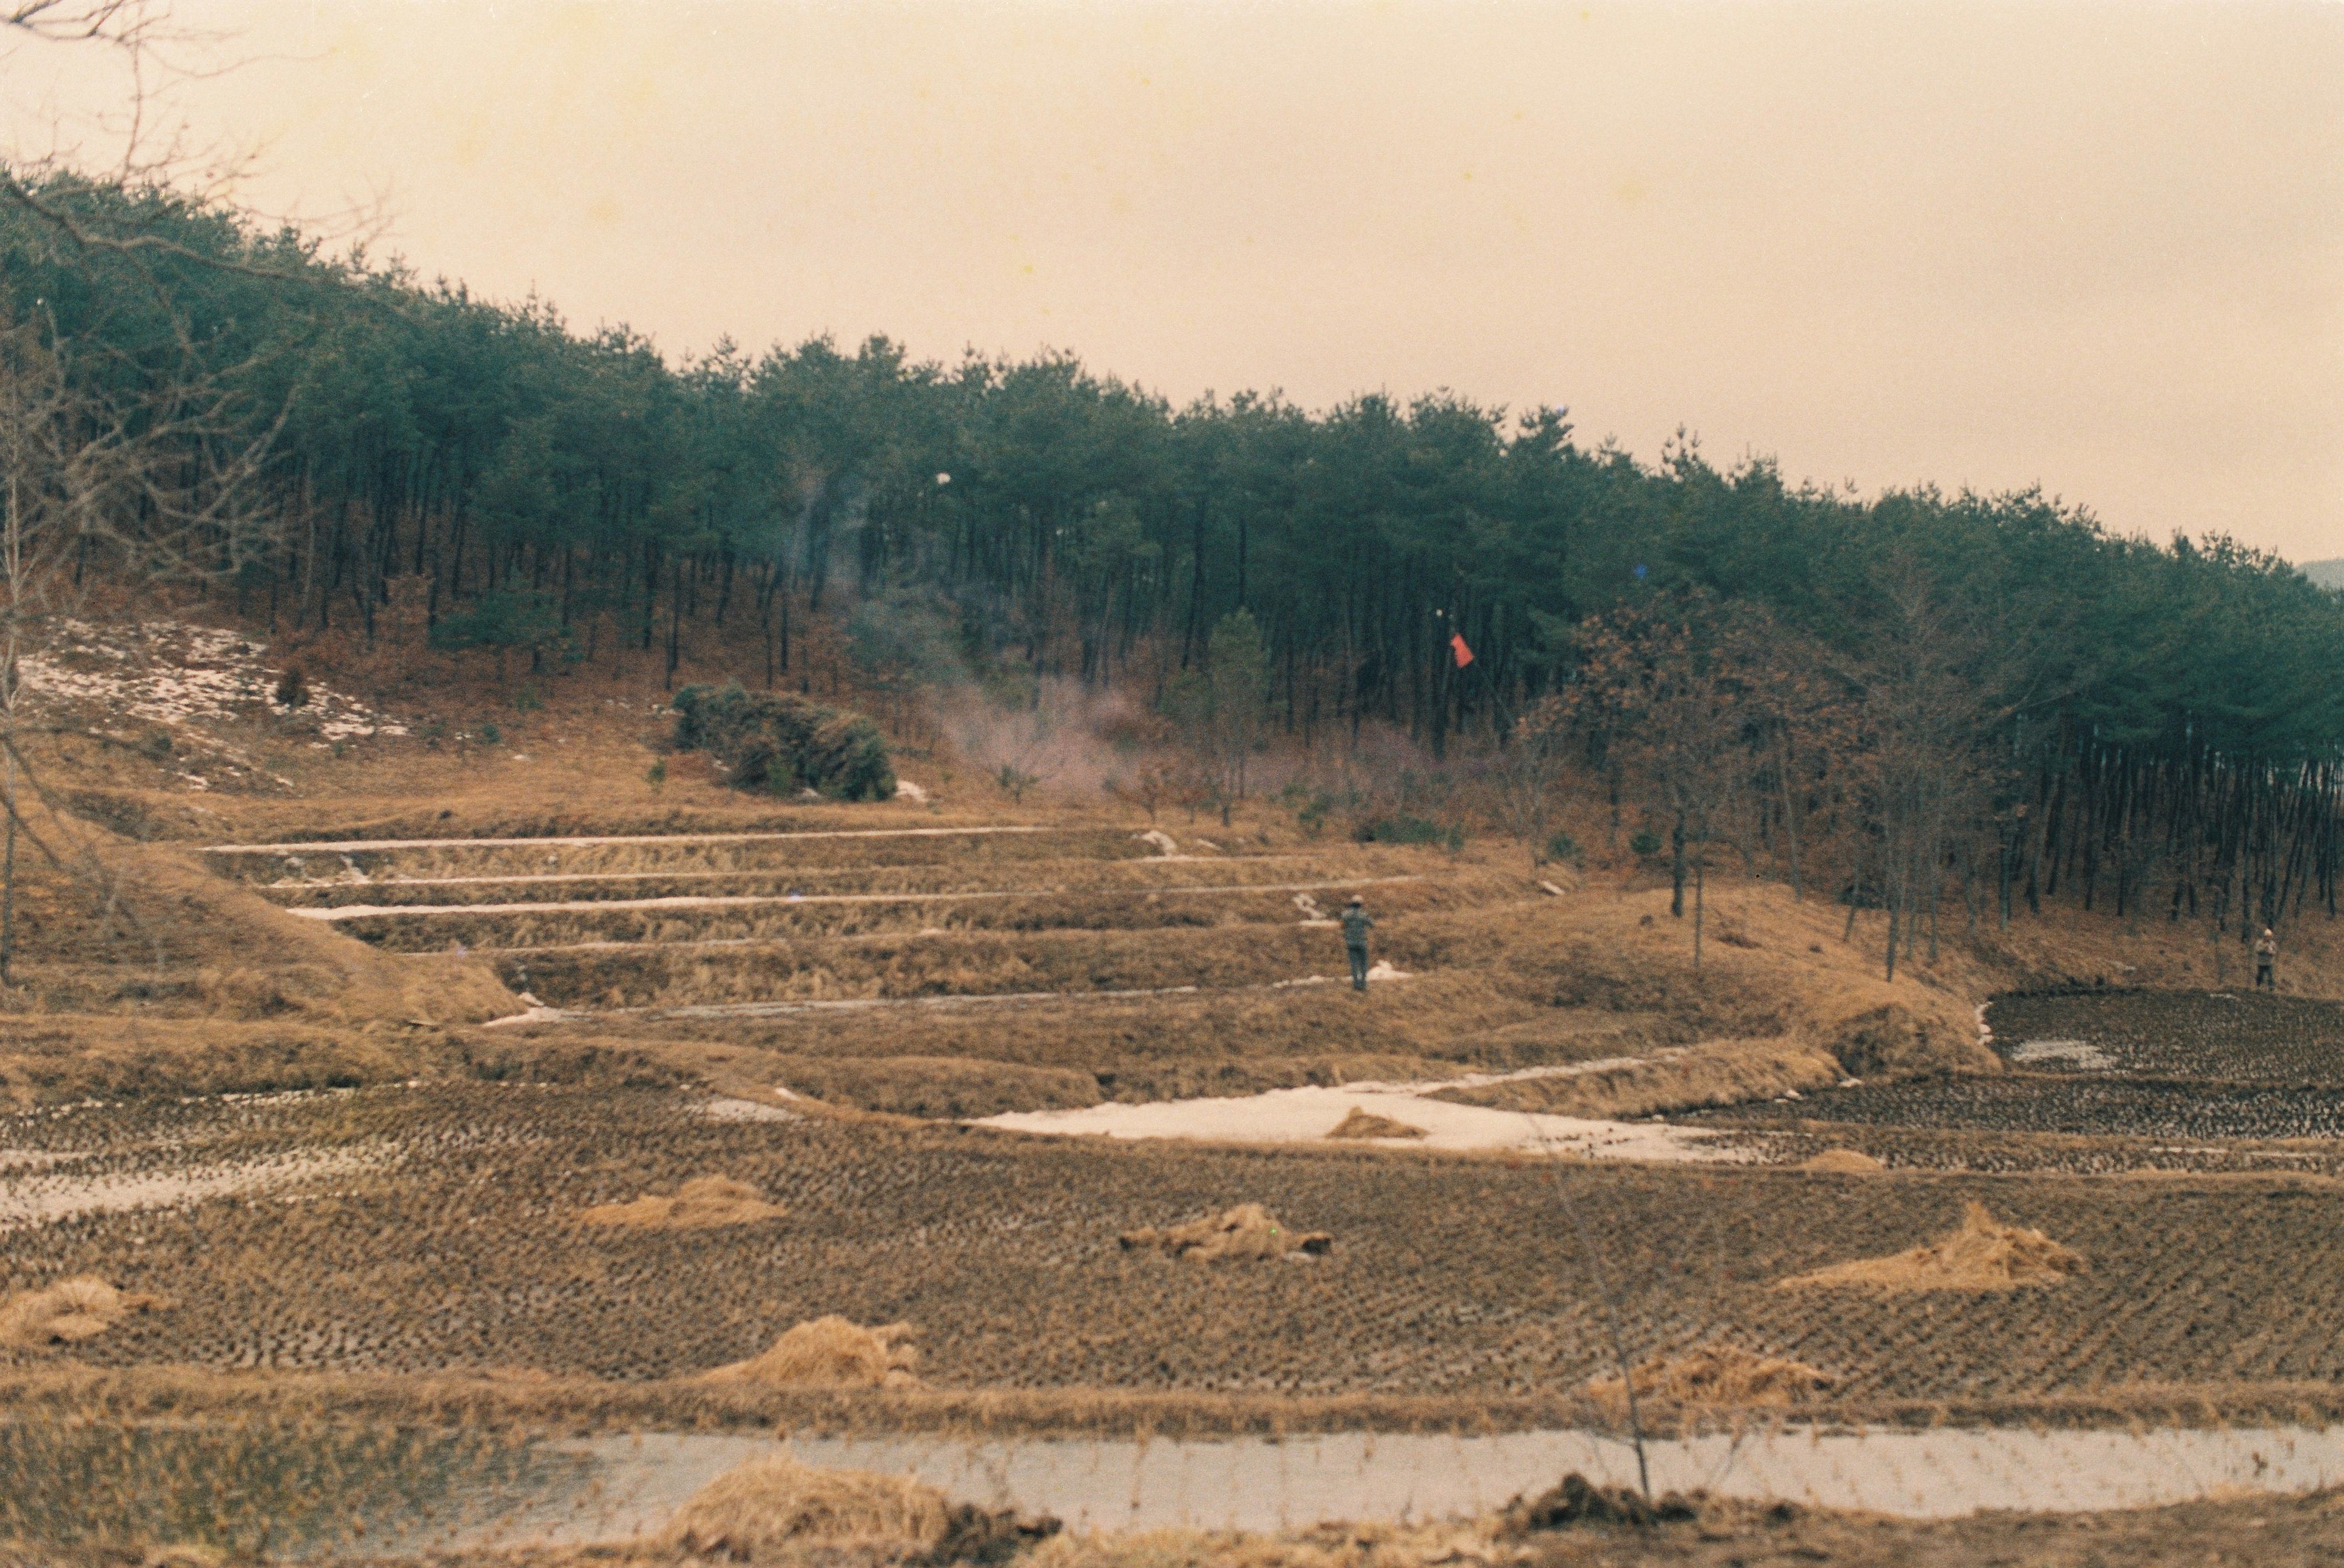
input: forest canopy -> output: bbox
[4,169,2340,943]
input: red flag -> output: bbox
[1450,632,1475,669]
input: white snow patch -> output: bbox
[1135,829,1179,856]
[292,876,1418,922]
[2010,1038,2118,1071]
[894,780,929,804]
[207,826,1056,855]
[0,1141,395,1230]
[17,620,407,772]
[696,1097,801,1124]
[974,1084,1745,1163]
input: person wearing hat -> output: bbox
[2254,926,2279,991]
[1340,895,1375,992]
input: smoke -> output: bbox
[935,676,1159,800]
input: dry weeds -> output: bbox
[1797,1148,1887,1174]
[1777,1201,2084,1292]
[1119,1203,1333,1262]
[1325,1109,1426,1141]
[1587,1344,1838,1412]
[1429,1038,1842,1121]
[0,1277,166,1350]
[706,1319,922,1391]
[661,1452,952,1560]
[579,1176,786,1230]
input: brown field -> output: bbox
[9,641,2344,1562]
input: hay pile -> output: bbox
[1119,1203,1332,1262]
[663,1452,951,1559]
[1778,1202,2083,1292]
[0,1276,166,1349]
[704,1316,921,1390]
[1589,1344,1838,1411]
[1798,1148,1886,1174]
[1326,1106,1427,1141]
[579,1175,785,1230]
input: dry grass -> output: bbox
[661,1452,952,1560]
[1778,1201,2085,1292]
[1428,1037,1842,1120]
[1325,1108,1426,1141]
[579,1175,785,1230]
[706,1318,923,1391]
[0,1277,167,1350]
[1588,1344,1839,1412]
[1798,1148,1887,1174]
[1119,1203,1333,1262]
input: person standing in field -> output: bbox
[2254,927,2279,991]
[1342,894,1374,993]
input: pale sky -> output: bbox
[11,1,2341,562]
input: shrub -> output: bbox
[476,721,502,746]
[671,682,896,801]
[1630,829,1664,858]
[1545,830,1582,865]
[1355,815,1445,846]
[272,665,310,709]
[429,589,573,668]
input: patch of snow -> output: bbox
[208,826,1057,855]
[2010,1038,2118,1071]
[1135,829,1179,856]
[17,620,408,764]
[974,1083,1746,1163]
[894,780,929,804]
[696,1097,801,1124]
[0,1141,395,1230]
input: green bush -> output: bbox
[1355,815,1445,846]
[1630,829,1664,858]
[1545,830,1582,865]
[671,682,896,801]
[429,590,574,666]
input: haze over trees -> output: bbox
[2,171,2340,971]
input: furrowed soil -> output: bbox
[14,626,2344,1558]
[10,1080,2344,1408]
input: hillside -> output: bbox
[2306,557,2344,590]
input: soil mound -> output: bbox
[1778,1201,2083,1292]
[579,1175,785,1229]
[1798,1148,1886,1174]
[704,1316,920,1389]
[1326,1106,1426,1141]
[663,1452,951,1558]
[0,1276,166,1349]
[1120,1202,1332,1261]
[1589,1344,1838,1410]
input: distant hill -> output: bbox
[2305,558,2344,590]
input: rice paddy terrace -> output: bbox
[11,797,2344,1559]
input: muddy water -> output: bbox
[441,1423,2344,1547]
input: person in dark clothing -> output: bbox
[1341,895,1374,992]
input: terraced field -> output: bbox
[212,820,1490,1010]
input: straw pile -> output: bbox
[1120,1203,1332,1261]
[579,1175,785,1230]
[704,1316,921,1389]
[0,1276,166,1349]
[1326,1106,1427,1141]
[663,1452,951,1559]
[1798,1148,1886,1174]
[1777,1201,2083,1292]
[1588,1343,1838,1411]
